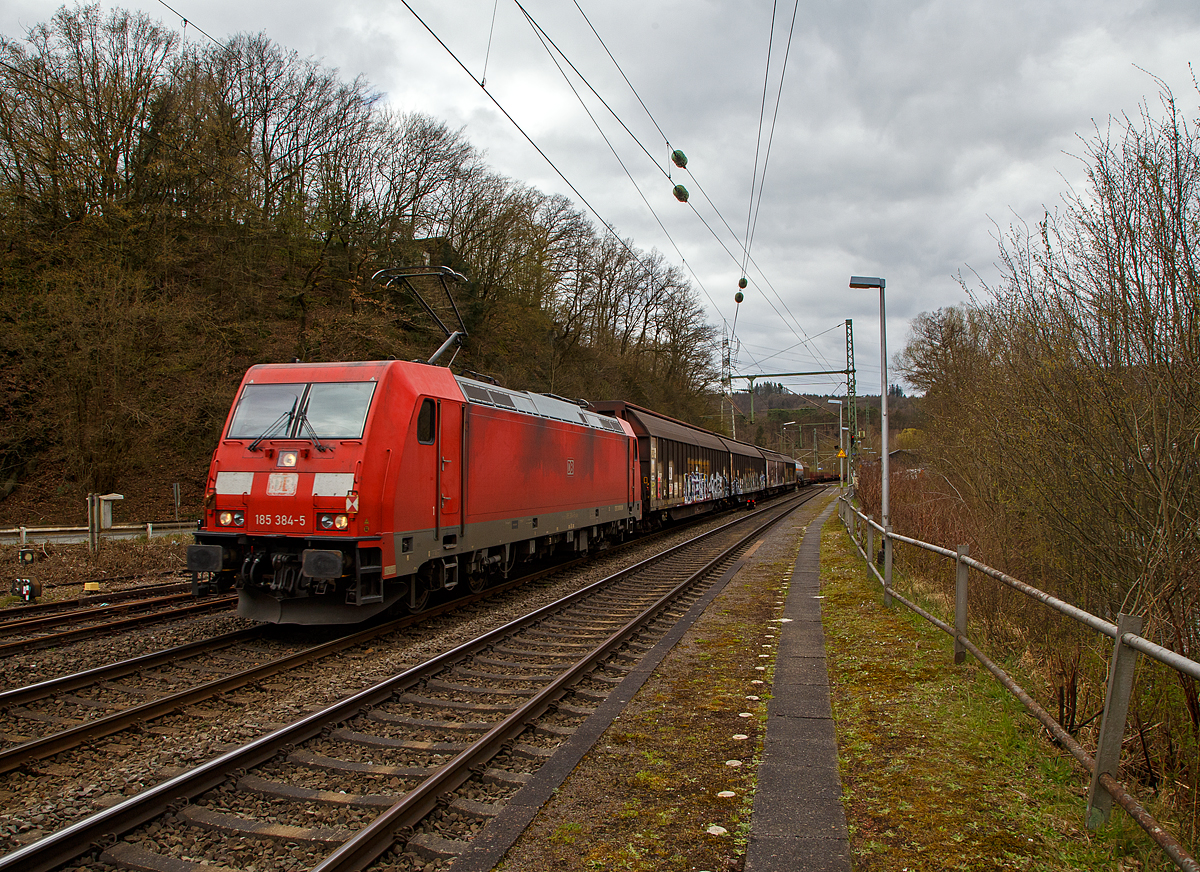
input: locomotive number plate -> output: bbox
[255,514,305,528]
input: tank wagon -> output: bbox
[187,361,802,624]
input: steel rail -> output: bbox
[0,626,263,707]
[311,492,807,872]
[0,579,190,619]
[0,523,700,773]
[0,564,556,775]
[0,491,808,872]
[0,596,238,656]
[0,518,719,770]
[0,591,207,634]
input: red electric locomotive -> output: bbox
[186,359,640,624]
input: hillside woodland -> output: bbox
[0,5,719,523]
[888,81,1200,849]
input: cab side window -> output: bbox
[417,399,436,444]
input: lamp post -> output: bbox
[781,421,797,459]
[850,275,891,598]
[828,398,844,488]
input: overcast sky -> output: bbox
[4,1,1198,396]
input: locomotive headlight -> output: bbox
[234,511,244,526]
[318,513,350,531]
[277,450,299,468]
[219,510,234,526]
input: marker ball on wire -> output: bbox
[738,277,748,289]
[673,184,689,203]
[735,291,744,304]
[671,149,688,168]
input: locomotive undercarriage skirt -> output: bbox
[237,584,404,624]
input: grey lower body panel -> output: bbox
[391,503,636,577]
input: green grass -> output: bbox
[821,513,1181,871]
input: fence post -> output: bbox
[954,545,969,665]
[1086,612,1145,829]
[86,493,98,553]
[883,525,893,608]
[865,517,874,571]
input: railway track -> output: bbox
[0,578,189,620]
[0,492,782,766]
[0,591,237,656]
[0,488,818,872]
[0,555,588,776]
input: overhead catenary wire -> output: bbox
[481,0,501,86]
[501,0,833,373]
[154,0,222,46]
[515,4,725,320]
[747,321,845,369]
[147,0,731,346]
[746,0,801,262]
[563,0,826,357]
[741,0,779,280]
[514,0,672,181]
[143,0,831,379]
[556,18,829,364]
[150,0,669,311]
[395,0,661,283]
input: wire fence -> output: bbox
[837,494,1200,872]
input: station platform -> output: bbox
[744,497,851,871]
[464,490,851,872]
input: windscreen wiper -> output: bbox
[298,413,329,452]
[247,399,298,452]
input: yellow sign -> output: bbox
[837,450,846,458]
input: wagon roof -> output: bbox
[591,401,729,452]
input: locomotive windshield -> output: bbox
[228,381,376,441]
[302,382,376,438]
[228,384,303,439]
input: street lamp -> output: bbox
[781,421,797,458]
[850,275,891,597]
[827,399,844,488]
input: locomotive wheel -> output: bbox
[468,572,488,594]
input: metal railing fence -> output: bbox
[0,521,195,547]
[837,494,1199,872]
